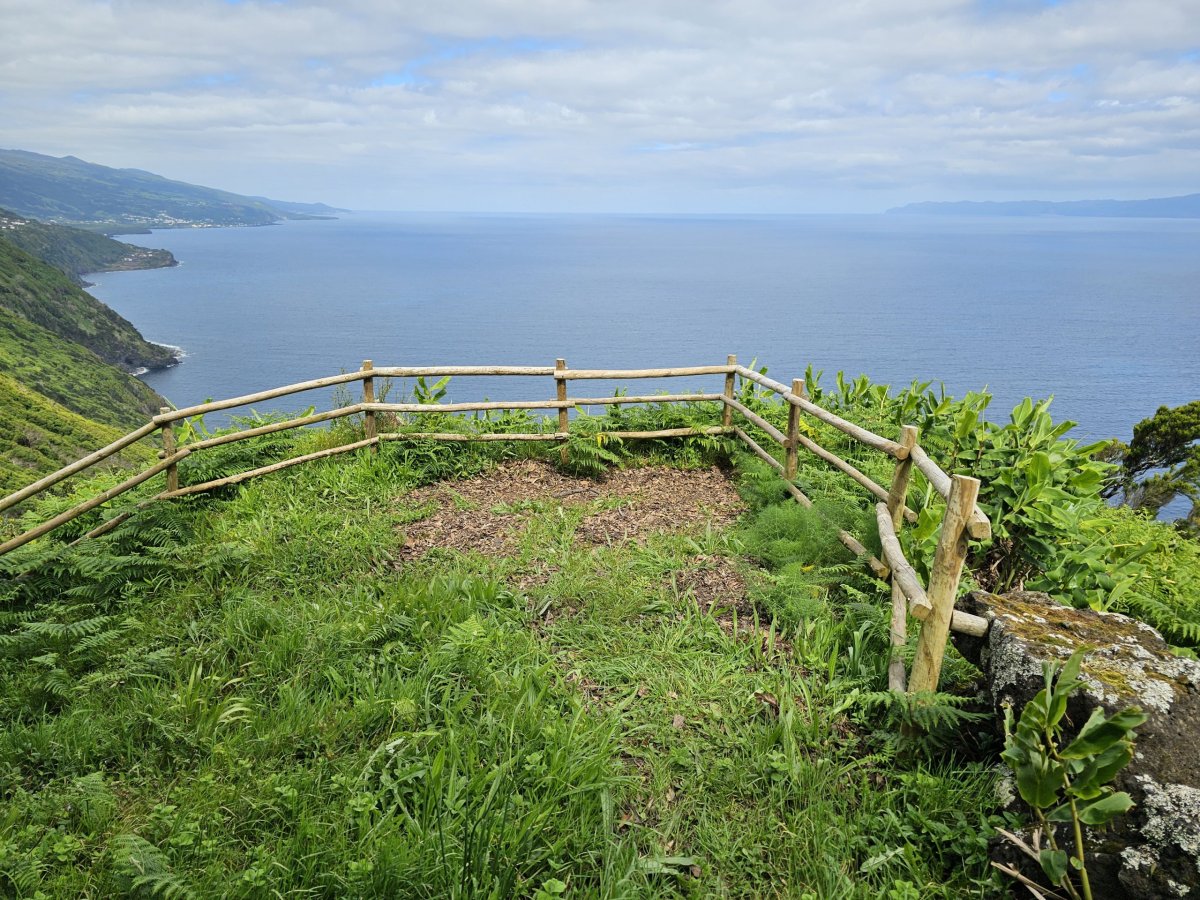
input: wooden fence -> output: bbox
[0,357,991,693]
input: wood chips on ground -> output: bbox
[395,459,744,562]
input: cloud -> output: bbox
[1,0,1197,211]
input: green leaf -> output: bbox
[1015,751,1065,809]
[1039,848,1069,885]
[1081,742,1136,788]
[1029,450,1052,483]
[1045,802,1074,822]
[1076,791,1134,826]
[1061,707,1148,759]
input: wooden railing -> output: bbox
[0,356,991,693]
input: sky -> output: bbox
[2,0,1198,213]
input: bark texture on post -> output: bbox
[908,474,980,693]
[361,360,377,452]
[785,378,803,480]
[886,425,918,692]
[160,406,178,494]
[555,358,569,464]
[722,355,736,428]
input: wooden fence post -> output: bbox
[361,360,377,453]
[159,407,178,493]
[908,474,980,693]
[785,378,803,480]
[555,358,569,464]
[722,355,736,428]
[886,425,919,692]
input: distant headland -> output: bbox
[887,192,1200,218]
[0,147,345,231]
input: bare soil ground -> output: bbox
[395,459,744,561]
[394,457,788,651]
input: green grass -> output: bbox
[0,422,1011,898]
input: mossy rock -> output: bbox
[956,590,1200,899]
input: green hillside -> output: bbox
[0,306,163,430]
[0,373,154,495]
[0,237,176,371]
[0,148,329,228]
[0,208,175,283]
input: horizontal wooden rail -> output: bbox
[159,438,378,499]
[381,432,566,443]
[722,396,917,522]
[0,449,191,555]
[369,365,555,378]
[371,400,569,413]
[378,426,732,444]
[560,365,734,380]
[909,445,992,539]
[184,406,363,452]
[0,421,159,514]
[734,365,907,459]
[948,608,989,637]
[365,393,723,415]
[734,427,888,580]
[795,430,917,522]
[722,397,789,446]
[155,371,370,423]
[573,393,723,406]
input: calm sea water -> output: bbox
[88,212,1200,443]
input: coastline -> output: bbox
[130,343,185,378]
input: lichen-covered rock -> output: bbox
[955,590,1200,899]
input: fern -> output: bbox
[861,690,990,755]
[108,834,196,899]
[559,430,624,477]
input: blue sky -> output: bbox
[1,0,1198,212]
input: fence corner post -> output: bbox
[886,425,919,692]
[722,354,737,428]
[361,359,377,452]
[785,378,803,479]
[159,407,178,493]
[908,473,980,693]
[555,358,569,464]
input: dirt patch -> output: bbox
[672,555,748,610]
[394,498,524,561]
[395,460,744,562]
[575,466,743,546]
[671,555,799,657]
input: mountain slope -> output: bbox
[0,373,154,495]
[887,193,1200,218]
[0,305,164,430]
[0,148,332,227]
[0,230,169,498]
[1,207,175,283]
[0,237,176,371]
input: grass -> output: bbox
[0,415,1013,898]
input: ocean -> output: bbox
[87,212,1200,444]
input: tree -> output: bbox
[1103,401,1200,530]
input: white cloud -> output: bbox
[1,0,1197,210]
